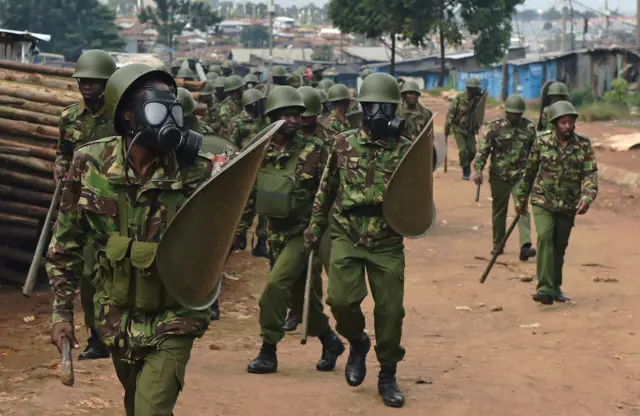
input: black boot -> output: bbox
[462,166,471,180]
[210,299,220,321]
[235,234,247,251]
[519,243,537,262]
[345,333,371,387]
[532,292,554,305]
[316,331,345,372]
[252,236,270,259]
[282,309,300,332]
[247,343,278,374]
[378,364,405,408]
[554,290,570,303]
[79,329,110,360]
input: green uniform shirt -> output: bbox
[227,110,266,149]
[320,108,350,135]
[474,117,536,183]
[308,128,412,249]
[515,131,598,213]
[56,100,115,170]
[46,136,214,352]
[445,92,482,135]
[217,96,242,136]
[397,101,433,139]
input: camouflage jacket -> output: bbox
[46,136,214,354]
[537,107,553,132]
[320,109,350,135]
[445,93,482,135]
[397,102,433,139]
[474,117,536,183]
[196,119,217,134]
[218,96,242,136]
[264,132,329,255]
[515,131,598,213]
[56,101,115,170]
[308,128,412,249]
[228,110,266,149]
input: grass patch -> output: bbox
[578,101,631,122]
[425,87,450,97]
[486,96,501,108]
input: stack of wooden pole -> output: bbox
[0,59,79,286]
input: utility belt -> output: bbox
[344,204,383,217]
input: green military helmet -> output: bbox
[177,87,197,115]
[206,71,219,81]
[170,59,182,70]
[210,65,222,76]
[400,80,421,95]
[359,68,373,79]
[265,85,306,116]
[317,89,329,104]
[213,76,226,89]
[466,77,481,89]
[250,67,262,76]
[548,82,570,97]
[271,65,288,77]
[242,88,263,107]
[200,81,215,96]
[327,83,350,102]
[548,100,578,123]
[176,66,195,80]
[297,86,322,117]
[155,64,172,75]
[312,63,324,73]
[316,78,335,91]
[72,49,117,80]
[221,61,233,70]
[244,73,259,86]
[293,67,305,76]
[358,72,401,104]
[224,74,244,92]
[104,63,176,135]
[504,95,526,114]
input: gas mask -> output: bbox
[362,103,405,139]
[131,87,184,153]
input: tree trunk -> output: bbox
[390,34,396,76]
[0,168,56,192]
[0,96,66,116]
[0,139,57,160]
[0,69,78,92]
[0,154,55,173]
[0,199,51,219]
[0,105,60,126]
[0,85,78,108]
[0,118,58,141]
[0,211,39,227]
[439,23,447,87]
[0,59,75,77]
[0,184,53,206]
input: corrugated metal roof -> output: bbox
[343,47,404,63]
[230,48,314,63]
[0,29,51,42]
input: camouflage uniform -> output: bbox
[319,108,350,135]
[515,131,598,296]
[445,93,482,168]
[474,117,536,250]
[397,101,433,139]
[257,133,333,345]
[308,128,412,365]
[217,96,242,137]
[47,136,213,415]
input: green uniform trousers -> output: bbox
[453,129,476,168]
[111,336,194,416]
[489,175,532,249]
[532,206,575,295]
[237,188,267,239]
[259,235,331,344]
[81,242,96,328]
[326,223,406,365]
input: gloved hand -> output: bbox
[303,227,320,252]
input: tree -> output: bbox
[311,45,334,61]
[241,25,270,48]
[1,0,124,61]
[139,0,220,53]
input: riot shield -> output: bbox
[201,134,238,157]
[346,111,363,128]
[537,79,555,131]
[474,90,488,128]
[156,121,283,310]
[382,115,436,239]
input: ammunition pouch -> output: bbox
[255,144,305,219]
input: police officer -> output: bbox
[178,87,214,134]
[176,64,195,81]
[218,75,245,136]
[310,63,324,87]
[244,73,259,89]
[318,89,330,116]
[55,49,117,361]
[316,78,335,92]
[397,80,433,140]
[321,83,352,135]
[538,82,571,131]
[221,61,234,76]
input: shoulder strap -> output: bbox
[117,190,129,237]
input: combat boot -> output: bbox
[345,332,371,387]
[252,236,270,259]
[554,290,570,303]
[235,234,247,251]
[282,309,300,332]
[519,243,537,262]
[247,343,278,374]
[378,364,405,408]
[316,330,345,371]
[210,299,220,321]
[79,329,110,360]
[462,166,471,180]
[532,292,554,305]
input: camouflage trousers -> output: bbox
[452,129,477,168]
[490,175,532,249]
[259,235,330,345]
[111,336,194,416]
[80,279,96,328]
[237,188,267,239]
[532,206,575,295]
[326,222,406,365]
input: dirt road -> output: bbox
[1,100,640,415]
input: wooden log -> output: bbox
[0,69,78,92]
[0,138,56,160]
[0,153,55,173]
[0,199,50,219]
[176,79,206,91]
[0,85,78,107]
[0,211,39,227]
[0,168,55,192]
[0,225,39,240]
[0,266,27,286]
[0,118,58,141]
[0,245,42,264]
[0,96,65,116]
[0,184,53,205]
[0,105,60,126]
[0,59,75,77]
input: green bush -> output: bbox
[571,88,595,108]
[578,101,630,122]
[603,78,629,105]
[486,96,501,108]
[426,87,448,97]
